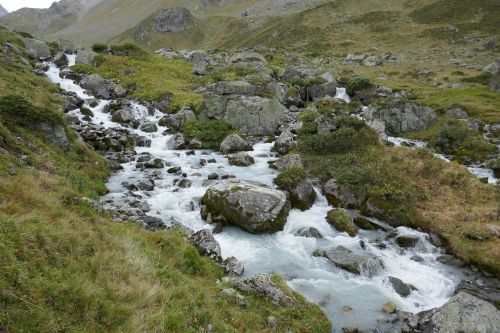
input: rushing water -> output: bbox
[46,56,465,331]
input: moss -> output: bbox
[274,166,306,189]
[326,210,357,237]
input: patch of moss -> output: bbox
[183,120,237,149]
[326,210,357,237]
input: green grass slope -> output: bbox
[0,27,331,333]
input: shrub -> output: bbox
[110,43,147,58]
[91,43,108,53]
[274,166,306,189]
[183,120,236,149]
[346,77,372,95]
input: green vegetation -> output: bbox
[407,118,496,162]
[183,120,237,149]
[71,45,201,111]
[274,166,306,189]
[91,43,108,53]
[0,28,331,332]
[326,210,357,237]
[346,77,372,95]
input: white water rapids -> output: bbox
[46,56,466,331]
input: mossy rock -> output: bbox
[326,210,358,237]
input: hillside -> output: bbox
[0,5,8,17]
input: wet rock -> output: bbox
[323,178,366,208]
[342,327,359,333]
[233,273,295,307]
[80,74,109,98]
[168,166,181,174]
[144,158,164,169]
[436,254,465,268]
[208,173,219,180]
[274,129,295,154]
[201,180,291,234]
[167,133,186,150]
[382,302,397,314]
[188,229,222,262]
[153,8,192,33]
[410,292,500,332]
[313,246,384,277]
[395,235,420,248]
[159,107,196,131]
[220,134,252,154]
[222,256,244,276]
[273,154,303,171]
[294,227,323,238]
[353,216,377,230]
[53,51,68,67]
[410,255,424,263]
[178,179,192,188]
[22,38,51,60]
[227,153,255,166]
[218,288,249,308]
[326,210,358,237]
[189,138,202,149]
[289,180,316,211]
[137,179,155,191]
[454,280,500,309]
[384,276,413,298]
[140,121,158,133]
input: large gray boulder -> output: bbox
[220,134,252,154]
[188,229,222,262]
[75,49,97,65]
[233,273,295,307]
[22,38,51,60]
[211,81,265,96]
[288,180,316,211]
[274,154,303,171]
[313,246,384,277]
[410,292,500,333]
[306,82,337,101]
[227,153,255,166]
[159,107,196,131]
[36,122,69,151]
[364,102,438,134]
[274,129,296,154]
[80,74,108,97]
[53,51,69,68]
[201,180,291,234]
[323,178,366,208]
[153,8,192,33]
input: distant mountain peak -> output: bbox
[0,4,9,17]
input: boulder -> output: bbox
[153,8,192,33]
[159,107,196,131]
[447,107,468,119]
[233,273,295,307]
[211,80,265,96]
[313,246,384,277]
[219,134,252,154]
[22,38,50,60]
[395,235,420,248]
[227,153,255,166]
[222,256,244,276]
[323,178,366,208]
[167,133,186,150]
[201,180,291,234]
[188,229,222,262]
[112,108,137,125]
[53,51,69,67]
[218,288,249,308]
[274,129,295,154]
[200,93,287,136]
[483,60,500,75]
[75,49,97,65]
[363,102,438,134]
[454,280,500,309]
[80,74,108,96]
[273,154,303,171]
[289,180,316,211]
[36,122,69,151]
[294,227,323,238]
[363,55,382,67]
[410,292,500,333]
[306,82,337,101]
[384,276,413,298]
[114,85,127,98]
[140,121,158,133]
[326,210,358,237]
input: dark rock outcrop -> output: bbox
[153,8,192,33]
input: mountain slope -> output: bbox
[0,5,8,17]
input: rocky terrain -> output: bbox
[0,1,499,332]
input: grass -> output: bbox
[183,120,238,149]
[71,47,202,111]
[0,28,331,332]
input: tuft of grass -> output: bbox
[327,210,357,237]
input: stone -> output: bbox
[201,180,291,234]
[188,229,222,262]
[189,138,202,149]
[454,280,500,309]
[140,121,158,133]
[267,316,277,330]
[143,216,165,230]
[233,273,295,307]
[159,107,196,131]
[22,38,50,60]
[382,302,397,314]
[395,235,420,248]
[112,108,136,125]
[323,178,366,208]
[274,130,295,154]
[167,133,186,150]
[353,216,376,230]
[35,122,69,151]
[483,60,500,74]
[114,85,127,98]
[273,154,303,171]
[363,102,438,134]
[410,292,500,333]
[220,134,252,154]
[313,246,384,277]
[53,51,68,67]
[289,180,316,211]
[227,153,255,166]
[75,49,97,65]
[153,8,192,33]
[363,55,382,67]
[447,107,468,119]
[222,256,244,276]
[80,74,108,96]
[306,82,337,101]
[326,210,358,237]
[294,227,323,238]
[218,288,249,308]
[384,276,413,298]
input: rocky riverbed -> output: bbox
[44,53,500,332]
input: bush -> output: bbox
[110,43,148,58]
[183,120,236,149]
[0,95,63,127]
[346,77,372,95]
[326,210,357,236]
[91,43,108,53]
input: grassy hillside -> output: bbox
[0,27,331,333]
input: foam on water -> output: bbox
[46,60,466,332]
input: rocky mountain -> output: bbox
[0,5,8,17]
